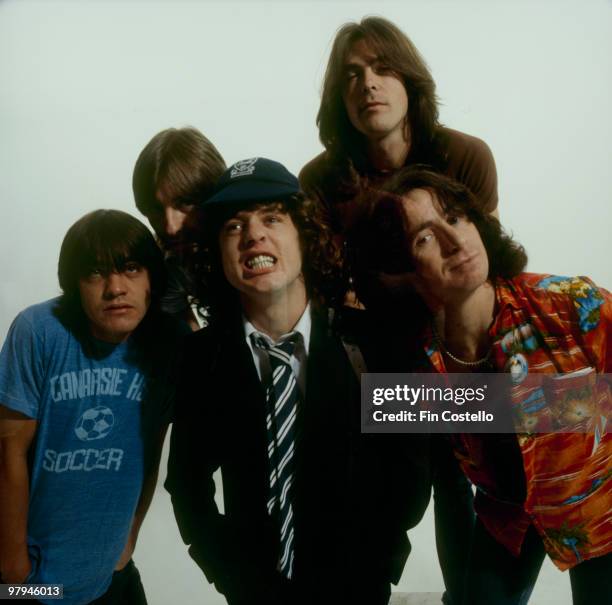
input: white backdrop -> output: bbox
[1,0,611,341]
[1,1,610,603]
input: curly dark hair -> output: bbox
[318,16,439,165]
[348,167,527,310]
[199,194,345,318]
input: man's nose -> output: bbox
[363,66,379,91]
[440,226,465,256]
[242,219,266,246]
[103,272,127,298]
[164,207,184,237]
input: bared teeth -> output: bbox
[246,255,275,270]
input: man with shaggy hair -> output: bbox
[349,167,612,605]
[133,126,226,329]
[166,157,430,605]
[300,16,499,230]
[0,210,180,604]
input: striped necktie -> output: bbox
[251,332,300,579]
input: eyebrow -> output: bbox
[226,205,285,222]
[344,55,379,69]
[257,206,285,215]
[224,213,245,223]
[173,197,196,208]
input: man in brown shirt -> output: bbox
[300,17,499,232]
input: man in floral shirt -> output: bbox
[350,167,611,605]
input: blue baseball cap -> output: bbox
[204,157,300,207]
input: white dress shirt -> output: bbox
[243,303,312,397]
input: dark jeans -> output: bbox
[90,559,147,605]
[0,559,147,605]
[432,437,475,605]
[463,519,612,605]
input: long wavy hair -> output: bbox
[348,167,527,312]
[199,195,345,319]
[318,16,440,167]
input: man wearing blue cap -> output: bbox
[165,157,430,604]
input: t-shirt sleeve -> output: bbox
[446,131,499,213]
[0,311,44,418]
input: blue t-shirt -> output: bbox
[0,299,150,605]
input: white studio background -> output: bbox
[1,0,611,340]
[1,1,610,603]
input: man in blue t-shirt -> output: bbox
[0,210,178,605]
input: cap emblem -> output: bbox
[230,157,259,178]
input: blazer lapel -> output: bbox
[294,308,359,490]
[215,322,269,492]
[304,310,357,420]
[221,322,267,403]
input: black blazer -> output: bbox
[165,308,431,604]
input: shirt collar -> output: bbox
[422,279,514,372]
[495,277,521,312]
[243,302,312,352]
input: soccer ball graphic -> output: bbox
[74,406,115,441]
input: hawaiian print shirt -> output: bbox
[423,273,612,570]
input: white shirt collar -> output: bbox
[243,302,312,352]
